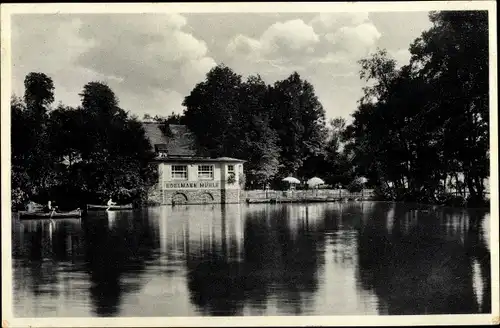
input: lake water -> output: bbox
[11,202,491,317]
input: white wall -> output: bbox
[160,162,245,187]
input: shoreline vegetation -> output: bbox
[11,11,489,210]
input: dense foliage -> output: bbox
[178,11,489,206]
[11,74,157,210]
[344,11,489,206]
[11,11,489,208]
[182,66,337,189]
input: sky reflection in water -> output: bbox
[12,202,491,317]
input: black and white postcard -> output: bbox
[1,2,498,327]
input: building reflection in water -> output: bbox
[177,203,325,316]
[12,201,491,317]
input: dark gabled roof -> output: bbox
[143,122,246,163]
[152,156,246,163]
[143,122,199,156]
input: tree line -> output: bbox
[149,68,360,191]
[344,11,489,207]
[154,10,489,206]
[11,11,489,208]
[11,74,157,210]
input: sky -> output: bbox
[10,12,433,121]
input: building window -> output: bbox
[171,165,188,180]
[228,165,235,175]
[155,144,168,158]
[198,165,214,180]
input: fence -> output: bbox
[241,189,375,201]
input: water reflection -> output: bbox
[355,203,491,315]
[12,202,491,317]
[185,205,324,316]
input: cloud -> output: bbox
[226,13,381,69]
[325,23,382,58]
[260,19,319,55]
[226,35,262,60]
[11,14,217,117]
[11,15,96,106]
[226,19,319,65]
[222,13,385,120]
[75,14,216,94]
[310,12,370,31]
[11,12,431,121]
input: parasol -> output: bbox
[282,176,300,184]
[307,177,325,188]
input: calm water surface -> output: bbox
[12,202,491,317]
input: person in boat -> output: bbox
[106,197,117,211]
[44,200,52,213]
[45,200,58,213]
[107,197,117,207]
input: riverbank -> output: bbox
[244,196,371,204]
[239,189,490,209]
[242,189,375,204]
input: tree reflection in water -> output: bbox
[186,204,323,316]
[82,210,158,316]
[355,203,491,315]
[12,202,491,317]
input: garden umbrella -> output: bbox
[307,177,325,187]
[282,177,300,184]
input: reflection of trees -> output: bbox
[186,204,324,316]
[186,205,246,316]
[82,211,159,316]
[13,219,83,300]
[13,211,161,317]
[463,210,491,313]
[356,203,489,314]
[13,203,490,317]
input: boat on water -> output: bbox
[19,209,82,220]
[86,204,133,211]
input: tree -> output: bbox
[183,68,328,188]
[11,96,31,208]
[80,81,119,117]
[269,72,328,180]
[164,112,184,125]
[409,10,489,204]
[23,72,54,117]
[11,76,158,209]
[319,117,353,186]
[183,64,242,157]
[345,11,489,206]
[18,73,56,195]
[236,75,280,187]
[346,51,447,202]
[48,104,85,167]
[75,81,156,204]
[184,70,280,188]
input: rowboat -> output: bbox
[19,209,82,219]
[86,204,133,211]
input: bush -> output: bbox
[227,172,236,185]
[347,179,363,193]
[466,195,489,208]
[238,172,246,189]
[436,193,466,207]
